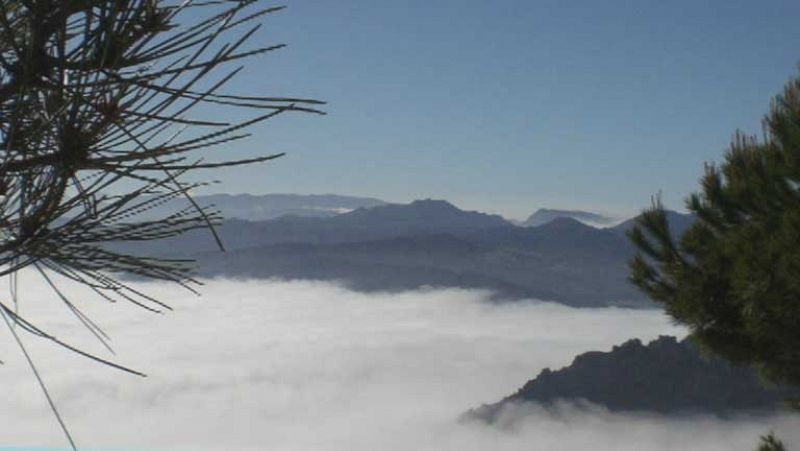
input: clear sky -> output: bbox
[191,0,800,220]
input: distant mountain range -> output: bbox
[132,193,388,222]
[143,193,627,228]
[521,208,617,227]
[467,336,798,421]
[114,195,695,307]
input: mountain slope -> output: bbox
[610,210,695,237]
[192,222,643,307]
[193,234,562,302]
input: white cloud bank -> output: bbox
[0,274,795,450]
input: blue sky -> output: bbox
[191,0,800,219]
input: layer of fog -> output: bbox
[0,274,795,450]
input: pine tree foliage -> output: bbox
[757,433,787,451]
[628,75,800,387]
[0,1,321,373]
[0,1,321,447]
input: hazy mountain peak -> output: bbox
[408,198,459,210]
[341,199,507,223]
[526,217,603,239]
[536,216,591,229]
[523,208,616,228]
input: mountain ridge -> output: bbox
[113,197,694,307]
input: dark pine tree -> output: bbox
[628,73,800,451]
[628,75,800,388]
[758,433,787,451]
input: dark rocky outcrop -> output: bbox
[469,336,798,421]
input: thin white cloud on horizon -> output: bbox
[0,274,794,450]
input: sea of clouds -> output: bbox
[0,273,796,450]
